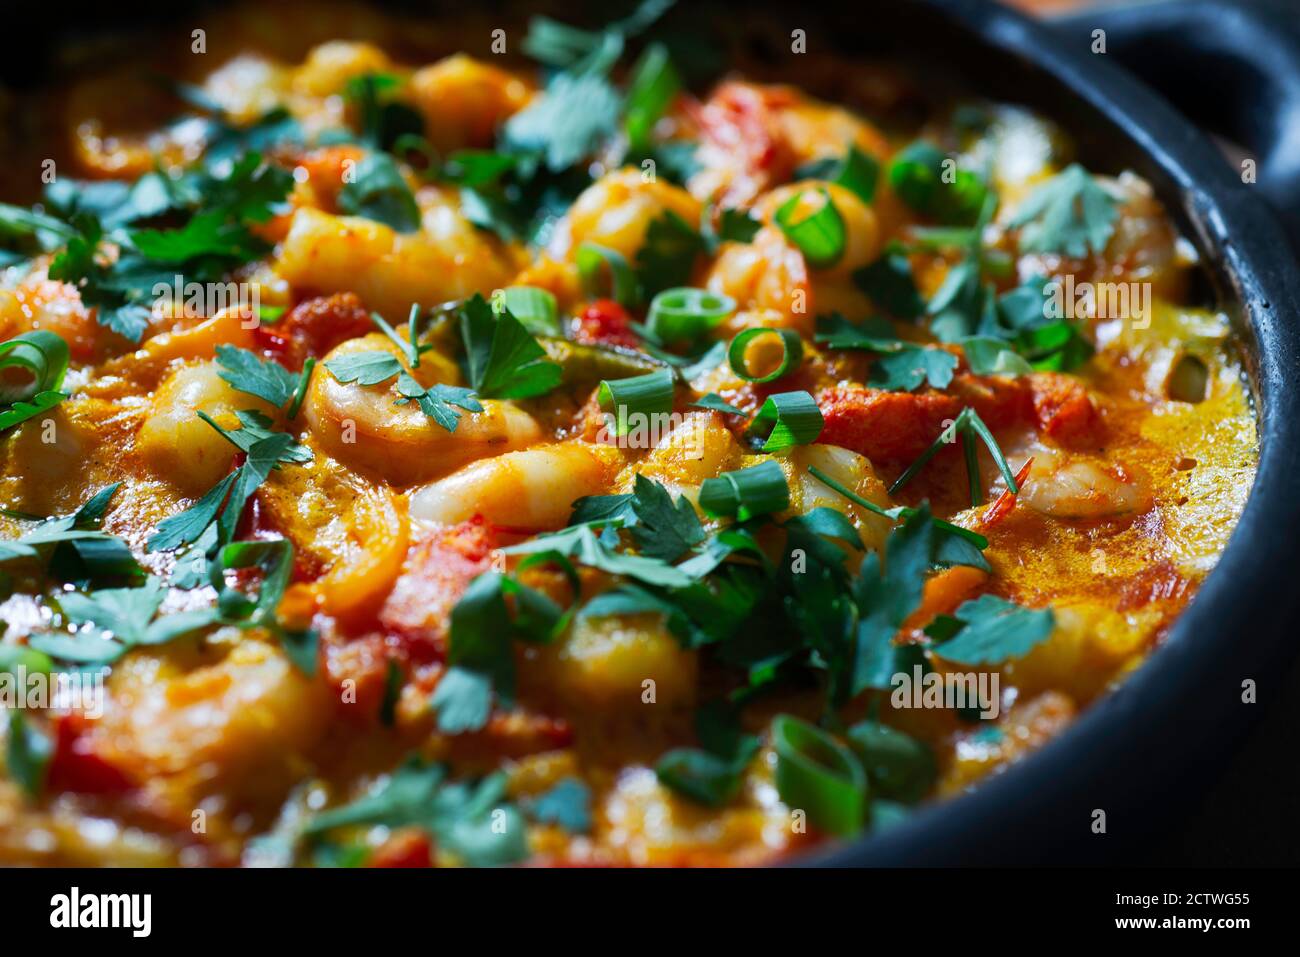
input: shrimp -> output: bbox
[275,205,519,321]
[408,442,622,531]
[625,410,742,505]
[1015,446,1152,520]
[549,167,703,262]
[704,226,813,335]
[519,612,697,718]
[0,277,103,363]
[88,637,332,826]
[291,41,392,98]
[407,54,532,153]
[135,360,276,496]
[687,81,889,209]
[302,335,541,486]
[783,443,895,553]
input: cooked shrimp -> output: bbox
[1016,446,1152,520]
[135,360,276,496]
[407,54,532,153]
[784,443,895,553]
[549,168,703,262]
[275,204,519,320]
[408,442,622,531]
[704,226,813,335]
[625,411,742,504]
[303,335,541,486]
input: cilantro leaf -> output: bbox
[302,758,529,867]
[394,372,483,432]
[628,474,704,562]
[869,346,958,392]
[502,71,622,172]
[925,593,1054,665]
[338,153,421,232]
[323,350,404,386]
[525,777,592,833]
[215,344,299,409]
[1010,163,1118,259]
[458,294,562,399]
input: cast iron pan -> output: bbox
[5,0,1300,865]
[804,0,1300,865]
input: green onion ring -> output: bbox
[698,460,790,521]
[646,287,735,344]
[772,714,868,837]
[727,327,803,384]
[774,187,846,268]
[596,368,675,437]
[746,390,823,452]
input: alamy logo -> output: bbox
[0,667,104,718]
[49,887,151,937]
[1044,274,1151,329]
[890,665,1001,719]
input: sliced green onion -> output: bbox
[747,390,823,452]
[774,188,845,268]
[698,460,790,521]
[0,330,70,433]
[832,145,880,205]
[727,327,803,384]
[496,285,560,336]
[771,714,867,838]
[797,145,880,206]
[647,287,734,343]
[597,368,675,437]
[576,242,639,308]
[624,43,680,150]
[0,330,69,404]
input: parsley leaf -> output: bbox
[215,344,299,409]
[524,777,593,833]
[147,432,295,553]
[502,71,622,172]
[1010,163,1119,258]
[302,758,529,867]
[869,346,958,392]
[627,473,705,562]
[925,593,1054,665]
[394,373,483,432]
[457,293,562,399]
[323,350,403,386]
[337,153,421,232]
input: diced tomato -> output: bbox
[689,82,798,206]
[570,299,640,350]
[816,372,1100,464]
[377,517,498,661]
[45,714,135,796]
[369,829,434,868]
[1029,372,1104,447]
[259,293,376,370]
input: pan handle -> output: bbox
[1050,0,1300,234]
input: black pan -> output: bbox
[802,0,1300,865]
[5,0,1300,866]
